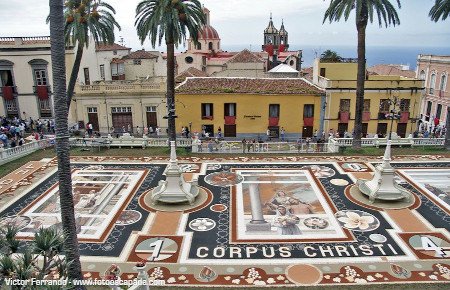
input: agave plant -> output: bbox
[33,227,65,278]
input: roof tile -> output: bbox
[176,77,323,95]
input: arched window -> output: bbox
[419,70,425,80]
[440,74,447,93]
[430,73,436,94]
[208,42,213,50]
[197,42,201,50]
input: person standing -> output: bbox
[280,127,285,141]
[217,126,222,139]
[266,127,271,141]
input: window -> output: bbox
[34,69,47,85]
[113,50,117,55]
[83,67,90,85]
[133,59,142,65]
[224,103,236,116]
[100,64,105,80]
[289,60,295,66]
[320,68,326,77]
[436,104,443,119]
[269,104,280,118]
[380,99,390,112]
[111,63,125,80]
[208,42,213,50]
[87,107,98,113]
[303,104,314,118]
[400,99,410,112]
[363,99,371,112]
[201,103,213,119]
[440,74,447,92]
[339,99,350,112]
[430,73,436,94]
[419,70,425,80]
[426,101,432,116]
[146,106,157,112]
[185,56,193,64]
[111,107,132,113]
[197,42,202,50]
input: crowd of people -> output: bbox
[0,116,53,149]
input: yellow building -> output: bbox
[312,58,423,137]
[175,78,325,139]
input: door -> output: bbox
[146,112,157,128]
[87,107,99,131]
[397,123,407,138]
[377,123,388,137]
[362,123,368,137]
[112,113,133,133]
[202,124,214,137]
[88,113,99,131]
[224,124,236,137]
[302,126,313,137]
[337,123,348,137]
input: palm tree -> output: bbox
[320,49,342,62]
[49,0,85,287]
[53,0,120,108]
[429,0,450,149]
[135,0,205,142]
[323,0,401,149]
[429,0,450,21]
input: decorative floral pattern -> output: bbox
[335,210,380,232]
[204,172,244,187]
[303,217,329,229]
[189,218,216,231]
[115,210,142,225]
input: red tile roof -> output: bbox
[227,49,265,63]
[96,43,130,51]
[176,67,208,83]
[176,77,324,95]
[123,50,158,59]
[367,64,416,78]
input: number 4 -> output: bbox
[420,236,449,258]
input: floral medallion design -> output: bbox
[303,217,329,229]
[115,210,142,226]
[210,204,228,213]
[390,264,411,279]
[189,218,216,232]
[335,210,380,232]
[197,266,218,282]
[301,165,335,178]
[341,163,369,172]
[204,172,244,187]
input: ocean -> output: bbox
[222,44,450,70]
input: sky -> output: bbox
[1,0,449,52]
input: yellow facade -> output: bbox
[313,59,423,137]
[176,92,322,137]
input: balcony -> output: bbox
[338,111,350,123]
[33,85,51,100]
[75,81,165,96]
[378,112,389,120]
[362,111,371,121]
[269,117,279,126]
[0,86,18,100]
[303,117,314,126]
[224,116,236,125]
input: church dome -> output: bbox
[198,25,220,39]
